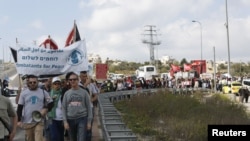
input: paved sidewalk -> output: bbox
[92,107,103,141]
[64,107,103,141]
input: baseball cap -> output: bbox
[52,77,61,83]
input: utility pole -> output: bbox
[192,20,203,60]
[225,0,231,76]
[2,40,4,64]
[142,25,161,65]
[213,46,216,93]
[0,38,2,73]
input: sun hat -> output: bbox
[52,77,61,83]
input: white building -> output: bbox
[160,55,171,65]
[206,60,218,74]
[88,53,102,64]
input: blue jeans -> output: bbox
[49,120,64,141]
[67,116,87,141]
[86,107,95,141]
[44,118,50,140]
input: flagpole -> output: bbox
[73,20,76,43]
[48,35,51,49]
[16,38,21,86]
[16,38,22,104]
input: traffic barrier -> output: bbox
[103,124,137,141]
[99,87,214,140]
[171,87,210,95]
[98,88,170,140]
[98,89,149,141]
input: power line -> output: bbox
[142,25,161,65]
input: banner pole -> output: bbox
[15,38,23,104]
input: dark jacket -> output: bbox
[239,88,249,97]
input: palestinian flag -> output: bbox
[65,20,81,47]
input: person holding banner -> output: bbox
[15,75,30,105]
[16,75,54,141]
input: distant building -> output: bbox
[217,60,227,65]
[88,53,102,64]
[112,60,122,66]
[206,60,218,74]
[160,55,171,65]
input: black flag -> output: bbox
[10,47,17,63]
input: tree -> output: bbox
[180,58,188,66]
[144,61,150,65]
[218,64,227,72]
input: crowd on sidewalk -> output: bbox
[1,70,250,141]
[0,71,101,141]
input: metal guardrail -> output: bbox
[98,89,159,141]
[98,87,211,140]
[171,87,211,95]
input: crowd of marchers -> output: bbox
[0,71,100,141]
[100,75,249,103]
[1,71,250,141]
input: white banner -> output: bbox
[13,40,88,76]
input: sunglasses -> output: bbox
[53,83,61,85]
[69,78,78,82]
[29,81,37,84]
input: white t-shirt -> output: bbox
[117,82,124,91]
[18,88,53,123]
[55,96,63,120]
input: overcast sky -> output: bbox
[0,0,250,63]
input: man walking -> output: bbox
[0,93,17,141]
[239,86,250,103]
[16,75,54,141]
[79,71,98,141]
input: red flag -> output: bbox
[184,63,192,71]
[39,35,58,50]
[169,68,174,77]
[65,21,81,47]
[171,64,180,72]
[191,61,201,66]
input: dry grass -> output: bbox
[114,89,250,141]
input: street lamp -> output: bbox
[0,38,3,64]
[240,60,242,75]
[192,20,203,61]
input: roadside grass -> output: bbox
[114,89,250,141]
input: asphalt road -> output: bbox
[13,128,25,141]
[0,63,16,80]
